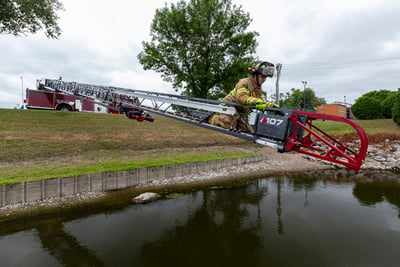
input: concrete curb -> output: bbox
[0,156,264,208]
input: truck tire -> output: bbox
[57,104,73,111]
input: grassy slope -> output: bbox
[0,109,252,184]
[1,109,399,184]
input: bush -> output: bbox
[392,89,400,125]
[382,93,396,119]
[352,89,397,120]
[352,97,383,120]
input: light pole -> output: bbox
[275,63,282,104]
[302,81,307,110]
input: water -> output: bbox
[1,173,400,267]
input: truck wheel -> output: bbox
[57,104,73,111]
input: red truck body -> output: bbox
[25,88,119,113]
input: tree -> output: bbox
[138,0,259,98]
[279,88,326,110]
[382,93,396,119]
[0,0,64,39]
[363,89,396,119]
[352,89,397,120]
[352,97,383,120]
[392,89,400,125]
[362,89,395,102]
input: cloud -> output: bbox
[256,0,400,103]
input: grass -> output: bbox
[0,109,250,161]
[0,109,252,184]
[1,109,399,185]
[0,150,253,185]
[313,118,400,142]
[313,119,400,134]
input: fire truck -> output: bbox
[36,78,368,173]
[25,79,121,113]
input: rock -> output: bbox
[376,151,387,158]
[374,156,387,162]
[392,166,400,174]
[132,192,161,204]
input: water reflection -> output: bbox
[1,172,400,267]
[139,184,266,266]
[276,178,284,234]
[36,221,105,267]
[353,182,400,217]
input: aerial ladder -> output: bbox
[36,78,368,173]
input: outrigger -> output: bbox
[36,78,368,173]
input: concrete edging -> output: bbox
[0,156,264,208]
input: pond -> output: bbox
[1,171,400,267]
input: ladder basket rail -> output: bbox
[284,110,368,173]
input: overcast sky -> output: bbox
[1,0,400,108]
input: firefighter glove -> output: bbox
[255,99,268,111]
[255,99,279,110]
[269,103,280,108]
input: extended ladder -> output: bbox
[37,78,368,173]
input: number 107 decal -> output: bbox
[260,117,284,126]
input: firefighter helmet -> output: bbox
[250,61,275,77]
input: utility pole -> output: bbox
[21,76,24,108]
[302,81,307,110]
[275,63,282,104]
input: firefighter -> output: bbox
[208,61,279,132]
